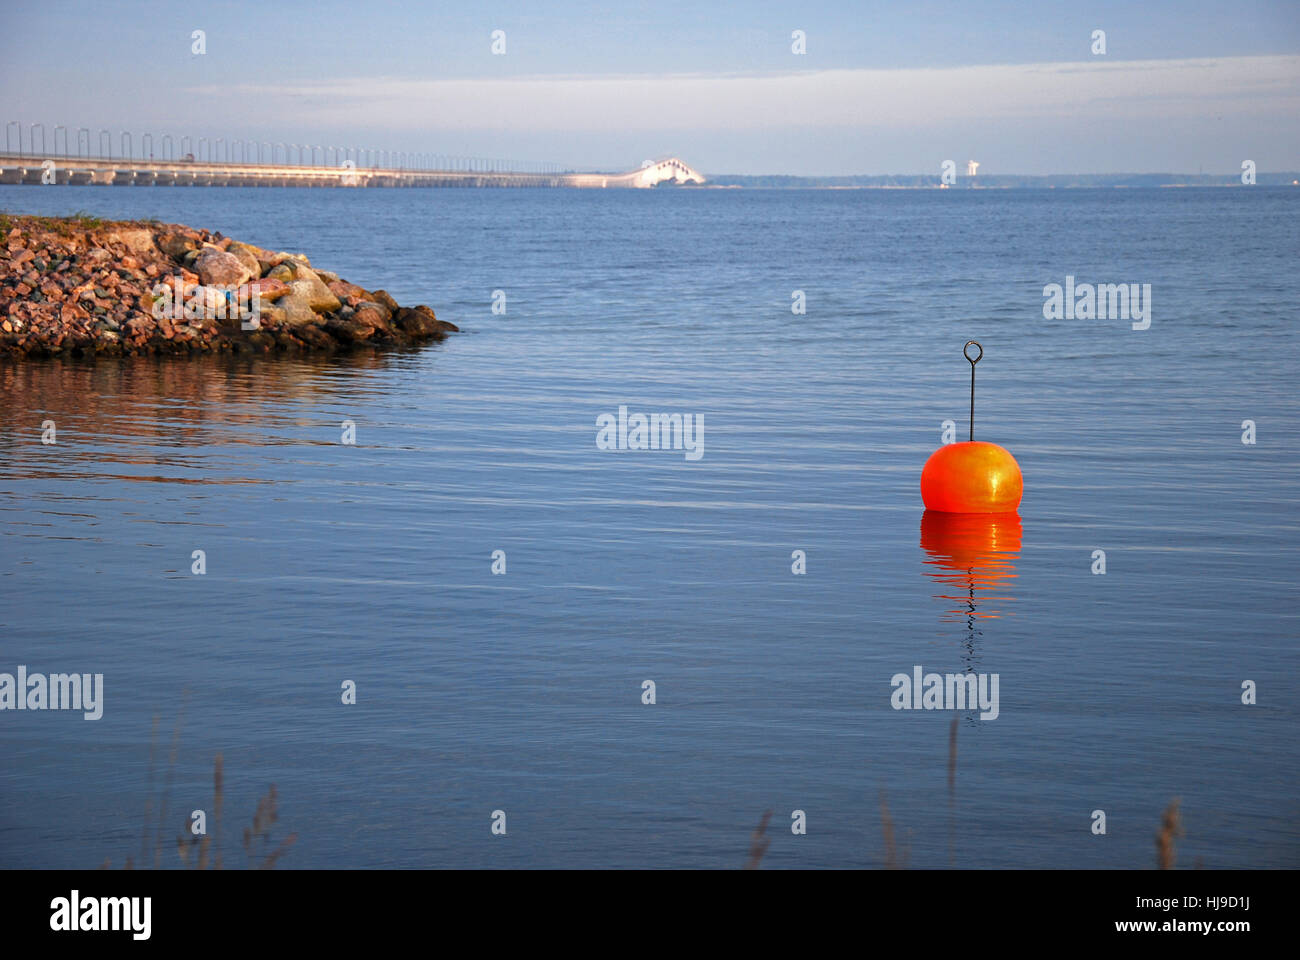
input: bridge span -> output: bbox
[0,154,706,189]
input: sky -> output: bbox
[1,0,1297,175]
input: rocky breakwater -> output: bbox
[0,215,459,358]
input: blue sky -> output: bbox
[2,0,1297,174]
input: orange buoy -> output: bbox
[921,441,1022,513]
[920,341,1023,513]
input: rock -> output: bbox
[225,242,262,280]
[242,330,276,351]
[354,299,391,321]
[275,292,319,326]
[351,302,392,332]
[187,316,221,334]
[183,285,238,321]
[328,279,368,301]
[324,317,373,341]
[264,251,311,272]
[394,306,444,338]
[395,304,459,336]
[195,247,253,286]
[247,248,278,275]
[0,216,453,359]
[105,228,156,258]
[265,258,325,285]
[252,304,287,327]
[287,272,341,313]
[246,278,289,302]
[295,323,337,350]
[414,304,457,332]
[371,286,400,312]
[370,289,400,314]
[157,233,198,259]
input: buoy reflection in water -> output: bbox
[919,510,1022,623]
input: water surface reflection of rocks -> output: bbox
[0,215,458,358]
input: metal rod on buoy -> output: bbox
[964,340,982,442]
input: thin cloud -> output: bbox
[182,55,1299,132]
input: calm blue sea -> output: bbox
[1,184,1297,869]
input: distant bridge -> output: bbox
[0,152,705,189]
[1,120,705,187]
[0,138,709,192]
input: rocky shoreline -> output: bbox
[0,214,458,358]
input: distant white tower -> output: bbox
[967,160,980,177]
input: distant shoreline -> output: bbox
[700,172,1300,189]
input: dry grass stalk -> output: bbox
[947,717,959,866]
[213,753,223,871]
[152,698,188,868]
[95,718,298,872]
[174,756,293,869]
[742,810,773,869]
[141,715,159,866]
[947,717,958,795]
[881,790,898,869]
[243,783,300,869]
[1156,799,1183,869]
[257,833,298,870]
